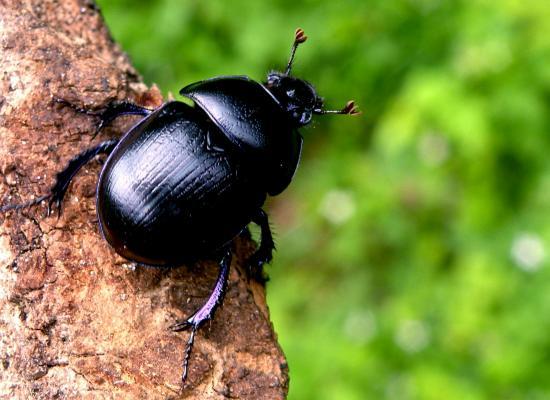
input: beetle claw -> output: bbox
[169,319,193,332]
[47,197,63,219]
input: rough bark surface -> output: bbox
[0,1,289,399]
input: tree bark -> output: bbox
[0,1,289,399]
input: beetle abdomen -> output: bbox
[97,102,265,266]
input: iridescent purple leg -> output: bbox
[170,249,232,383]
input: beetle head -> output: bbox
[265,28,360,127]
[266,72,322,126]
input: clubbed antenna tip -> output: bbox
[285,28,308,75]
[342,100,361,115]
[294,28,308,44]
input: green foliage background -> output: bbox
[95,1,550,398]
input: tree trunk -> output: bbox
[0,1,289,399]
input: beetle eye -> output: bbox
[300,111,312,125]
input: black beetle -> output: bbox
[1,28,358,383]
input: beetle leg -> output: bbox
[54,98,153,138]
[170,248,232,383]
[46,139,120,217]
[91,101,153,137]
[247,208,275,283]
[1,139,119,217]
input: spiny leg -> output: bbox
[54,98,153,138]
[46,139,120,216]
[170,248,232,383]
[1,139,119,216]
[247,208,275,283]
[43,99,153,213]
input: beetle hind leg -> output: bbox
[170,248,232,383]
[247,209,275,283]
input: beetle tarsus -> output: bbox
[247,208,275,283]
[170,249,232,383]
[0,194,50,213]
[181,325,197,384]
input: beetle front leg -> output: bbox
[170,248,232,383]
[54,98,153,138]
[47,139,120,216]
[247,208,275,283]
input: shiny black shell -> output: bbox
[180,76,303,196]
[97,77,302,266]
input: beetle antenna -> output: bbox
[285,28,308,76]
[314,100,361,116]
